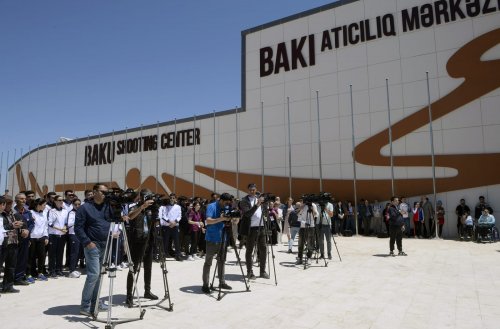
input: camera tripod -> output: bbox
[250,208,278,285]
[93,220,145,329]
[129,220,174,311]
[299,208,324,269]
[210,221,250,300]
[317,205,342,264]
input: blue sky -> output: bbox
[0,0,335,192]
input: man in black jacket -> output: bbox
[125,189,158,307]
[239,183,269,280]
[388,196,407,257]
[1,196,28,293]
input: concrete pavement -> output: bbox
[1,236,499,329]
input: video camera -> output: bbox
[103,188,138,222]
[103,188,138,205]
[223,207,241,218]
[256,192,276,203]
[301,192,332,208]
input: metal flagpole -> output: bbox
[97,133,101,183]
[110,130,115,188]
[124,128,128,190]
[213,110,216,192]
[5,151,9,195]
[53,143,58,192]
[261,101,265,191]
[35,145,40,195]
[139,125,143,184]
[386,79,395,196]
[192,115,196,197]
[73,141,77,191]
[426,72,439,239]
[350,85,359,236]
[287,97,292,198]
[316,91,323,192]
[11,149,17,195]
[27,146,32,191]
[174,119,177,193]
[156,122,159,194]
[235,107,240,198]
[0,152,3,194]
[44,144,48,190]
[63,142,68,192]
[85,136,89,191]
[18,148,23,195]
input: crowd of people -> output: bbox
[0,185,496,304]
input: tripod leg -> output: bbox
[209,255,218,290]
[121,224,144,312]
[268,243,278,285]
[155,225,173,310]
[331,235,342,262]
[92,224,114,317]
[230,232,250,291]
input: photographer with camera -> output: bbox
[201,193,236,293]
[74,183,112,317]
[316,195,334,260]
[239,183,270,280]
[295,198,318,265]
[125,189,159,307]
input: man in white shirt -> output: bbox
[159,193,183,261]
[239,183,269,280]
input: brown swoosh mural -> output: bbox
[161,172,214,198]
[355,28,500,193]
[194,29,500,201]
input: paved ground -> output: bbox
[1,236,499,329]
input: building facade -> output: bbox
[7,0,500,237]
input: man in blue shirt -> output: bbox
[202,193,235,294]
[75,183,112,317]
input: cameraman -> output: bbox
[75,183,112,317]
[239,183,269,280]
[201,193,236,293]
[296,200,318,265]
[125,189,159,307]
[316,198,334,260]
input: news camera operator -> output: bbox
[125,189,159,307]
[75,183,113,317]
[316,194,334,260]
[201,193,237,293]
[239,183,270,280]
[295,198,319,265]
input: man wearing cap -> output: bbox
[159,193,183,261]
[239,183,269,280]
